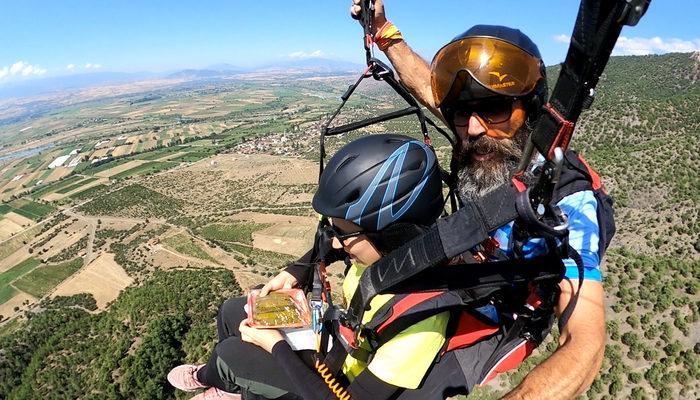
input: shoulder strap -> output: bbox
[345,183,521,327]
[530,0,650,161]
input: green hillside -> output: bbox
[0,52,697,400]
[492,52,700,400]
[0,269,239,400]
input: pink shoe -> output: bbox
[167,364,208,392]
[190,387,241,399]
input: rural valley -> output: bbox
[0,53,698,400]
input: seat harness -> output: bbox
[309,0,649,394]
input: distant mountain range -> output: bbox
[0,58,365,99]
[167,57,364,79]
[0,71,159,99]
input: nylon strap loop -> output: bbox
[346,183,521,327]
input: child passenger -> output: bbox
[168,134,456,400]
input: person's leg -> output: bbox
[196,335,307,399]
[217,297,248,341]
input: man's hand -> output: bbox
[259,270,298,297]
[350,0,387,34]
[502,279,606,399]
[349,0,442,119]
[239,319,285,353]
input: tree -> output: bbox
[631,387,647,400]
[628,371,642,383]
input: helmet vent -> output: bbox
[405,158,425,172]
[345,189,361,204]
[335,155,358,173]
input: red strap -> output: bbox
[543,103,575,160]
[576,155,604,192]
[526,284,543,309]
[374,291,445,334]
[338,325,358,349]
[444,312,499,353]
[364,33,373,49]
[479,340,536,385]
[511,173,527,192]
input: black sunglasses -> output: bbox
[329,224,364,241]
[453,98,516,126]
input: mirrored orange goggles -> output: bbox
[431,37,543,107]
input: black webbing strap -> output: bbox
[319,58,453,179]
[326,106,420,136]
[531,0,650,160]
[345,183,520,326]
[361,0,375,65]
[558,244,585,331]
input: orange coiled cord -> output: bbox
[315,359,352,400]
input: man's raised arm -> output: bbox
[350,0,442,120]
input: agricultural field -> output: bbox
[162,232,219,264]
[0,53,697,399]
[1,198,54,220]
[13,258,83,298]
[0,71,365,203]
[195,221,271,245]
[0,257,41,304]
[51,252,133,309]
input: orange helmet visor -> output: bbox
[431,36,543,107]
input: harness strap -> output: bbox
[531,0,650,160]
[360,0,375,64]
[558,244,585,330]
[319,58,453,182]
[325,106,421,136]
[346,182,520,326]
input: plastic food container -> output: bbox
[246,288,312,328]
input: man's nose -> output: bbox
[467,114,486,137]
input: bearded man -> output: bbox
[343,1,608,399]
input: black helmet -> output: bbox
[313,134,444,233]
[430,25,548,126]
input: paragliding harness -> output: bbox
[307,0,646,394]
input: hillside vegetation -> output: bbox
[0,52,697,399]
[0,269,239,400]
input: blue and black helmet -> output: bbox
[312,134,444,233]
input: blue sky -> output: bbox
[1,0,698,83]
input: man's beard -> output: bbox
[456,127,530,201]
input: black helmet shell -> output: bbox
[313,134,444,232]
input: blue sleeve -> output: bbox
[557,190,602,281]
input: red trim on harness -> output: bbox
[338,325,358,349]
[543,103,575,160]
[365,33,374,49]
[511,173,527,192]
[576,155,604,192]
[526,284,542,309]
[444,312,499,353]
[479,340,536,386]
[375,291,445,334]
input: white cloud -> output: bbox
[84,63,102,69]
[66,64,75,70]
[0,61,47,81]
[553,34,700,56]
[288,50,325,59]
[553,34,570,44]
[613,36,700,56]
